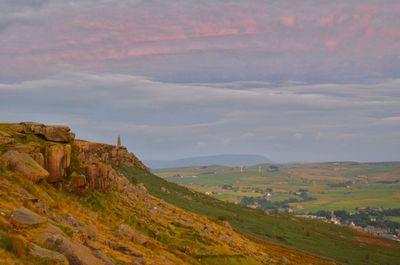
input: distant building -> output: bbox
[330,211,340,225]
[117,135,122,147]
[222,184,233,190]
[268,165,279,172]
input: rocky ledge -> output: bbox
[0,122,146,194]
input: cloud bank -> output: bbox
[1,0,400,82]
[1,72,399,162]
[0,0,399,162]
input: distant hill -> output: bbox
[144,154,272,169]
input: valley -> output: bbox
[154,162,400,213]
[153,163,400,243]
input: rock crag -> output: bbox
[0,122,146,194]
[0,122,338,265]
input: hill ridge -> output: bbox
[145,154,272,169]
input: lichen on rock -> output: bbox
[45,143,71,183]
[0,150,49,183]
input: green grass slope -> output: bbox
[118,166,400,265]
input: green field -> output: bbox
[385,216,400,223]
[153,162,400,213]
[120,165,400,265]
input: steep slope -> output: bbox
[0,122,336,265]
[119,166,400,265]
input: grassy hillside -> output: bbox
[0,122,337,265]
[119,166,400,265]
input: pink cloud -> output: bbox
[383,28,400,41]
[352,4,377,28]
[319,14,347,27]
[280,16,295,28]
[241,18,257,33]
[127,47,171,57]
[366,27,375,38]
[324,39,338,50]
[1,1,399,77]
[320,15,335,26]
[194,22,239,37]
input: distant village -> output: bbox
[295,208,400,242]
[238,190,400,242]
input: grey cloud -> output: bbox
[0,72,399,162]
[0,0,50,32]
[0,1,399,161]
[0,0,49,11]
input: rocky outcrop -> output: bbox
[29,243,69,265]
[9,207,47,227]
[45,234,105,265]
[0,131,15,145]
[115,224,149,245]
[0,150,49,183]
[45,144,71,182]
[30,224,105,265]
[85,162,115,191]
[12,122,75,143]
[1,122,147,194]
[69,172,86,193]
[75,140,146,170]
[115,223,135,240]
[1,123,74,183]
[74,140,147,193]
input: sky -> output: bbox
[0,0,399,162]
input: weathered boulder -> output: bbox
[32,152,45,168]
[131,230,149,245]
[30,243,69,265]
[45,144,71,182]
[9,124,26,133]
[115,224,134,240]
[74,224,98,244]
[30,224,105,265]
[29,223,65,242]
[80,224,97,240]
[0,150,49,183]
[43,126,73,143]
[45,234,105,265]
[10,143,35,153]
[69,172,86,193]
[18,122,75,143]
[63,214,80,227]
[20,122,44,134]
[9,207,47,227]
[0,131,15,144]
[85,162,114,191]
[115,224,148,245]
